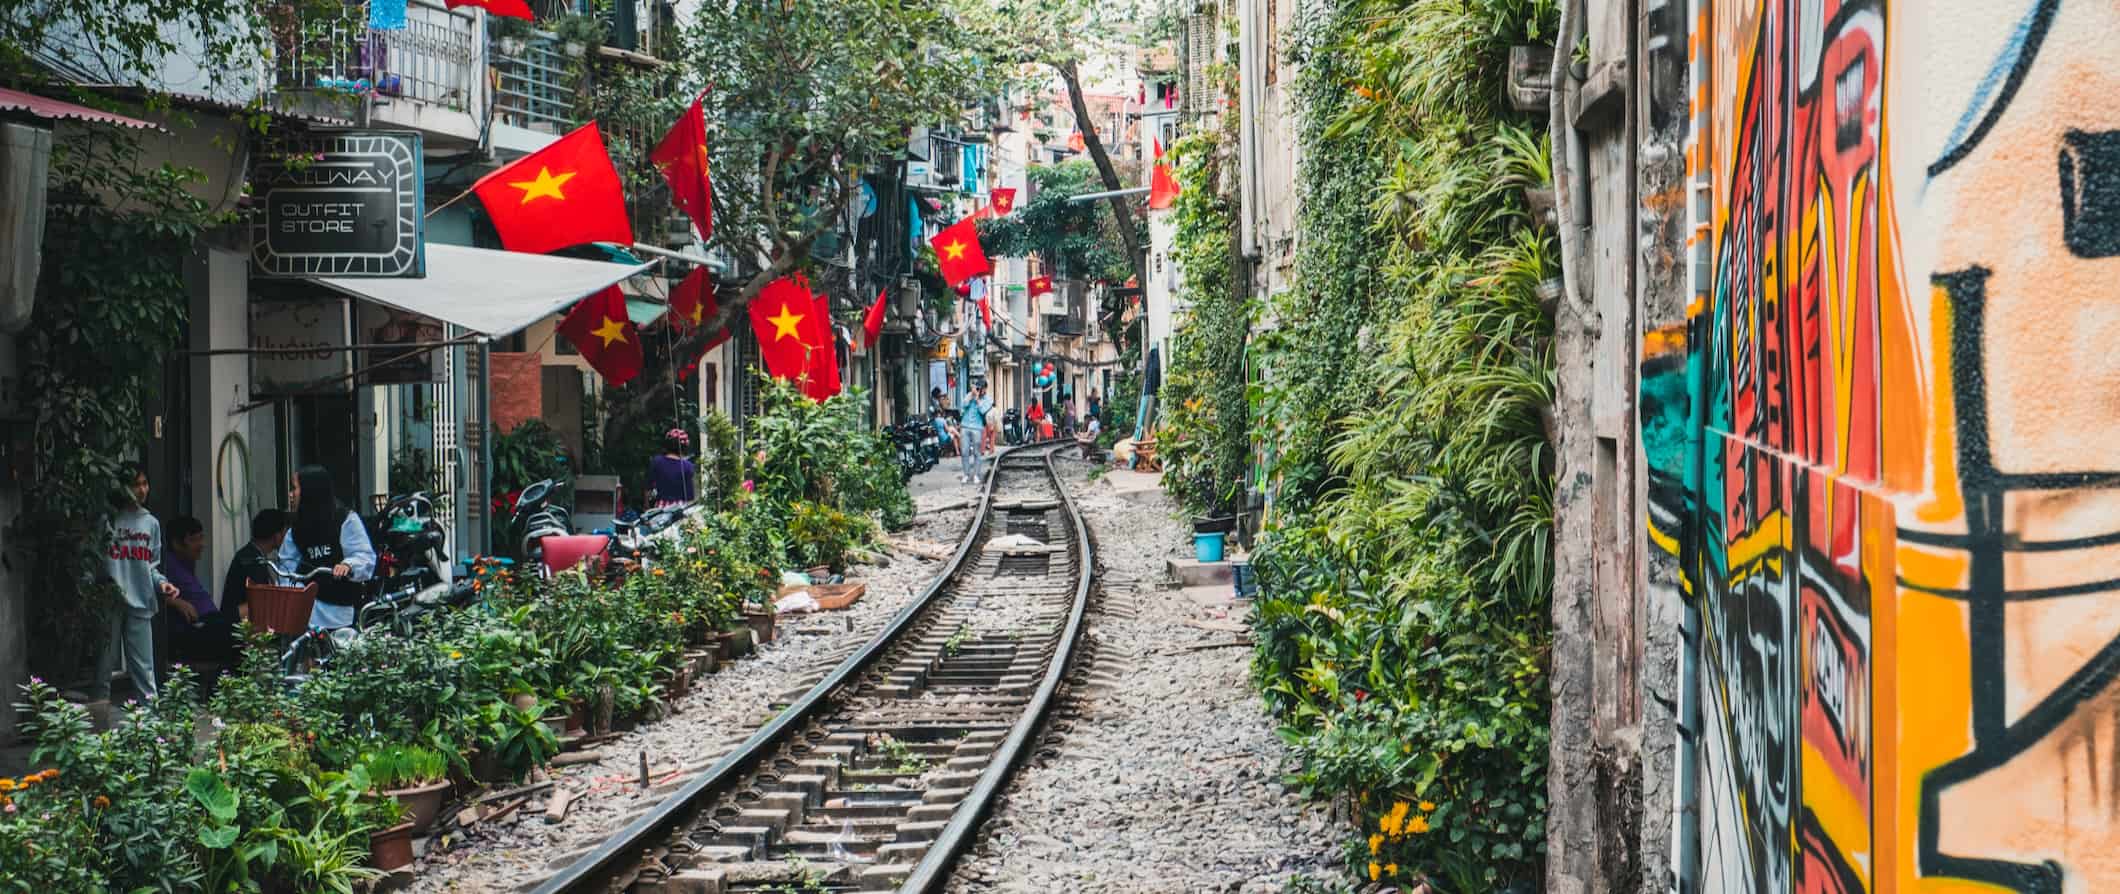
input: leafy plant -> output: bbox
[477,699,561,782]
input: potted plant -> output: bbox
[367,745,453,834]
[366,797,416,873]
[742,602,776,645]
[478,699,560,783]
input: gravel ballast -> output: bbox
[943,459,1346,893]
[406,476,983,892]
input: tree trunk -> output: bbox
[1057,59,1148,288]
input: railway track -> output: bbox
[526,444,1093,894]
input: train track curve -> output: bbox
[526,443,1094,893]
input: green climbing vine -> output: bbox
[17,131,227,681]
[1156,118,1247,519]
[1236,0,1560,889]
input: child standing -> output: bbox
[96,463,178,702]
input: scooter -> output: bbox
[509,479,573,566]
[1002,408,1025,446]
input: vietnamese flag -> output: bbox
[1028,274,1054,296]
[928,217,990,289]
[556,286,643,385]
[748,275,838,400]
[989,187,1017,216]
[444,0,531,19]
[472,122,634,255]
[1149,140,1180,211]
[651,93,714,240]
[804,292,842,400]
[861,287,888,349]
[668,266,731,344]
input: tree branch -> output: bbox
[1057,59,1146,287]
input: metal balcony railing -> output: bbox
[492,32,579,132]
[274,0,478,113]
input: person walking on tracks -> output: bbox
[957,380,993,483]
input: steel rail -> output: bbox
[895,444,1095,892]
[529,441,1070,894]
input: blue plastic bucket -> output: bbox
[1193,531,1226,563]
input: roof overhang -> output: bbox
[312,243,654,338]
[0,87,160,130]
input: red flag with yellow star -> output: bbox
[804,292,842,401]
[861,287,888,349]
[1028,274,1054,296]
[1149,140,1180,211]
[989,187,1017,216]
[471,122,634,255]
[557,286,643,385]
[444,0,531,19]
[748,275,837,399]
[651,92,714,240]
[928,217,990,290]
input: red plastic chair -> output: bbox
[540,534,611,576]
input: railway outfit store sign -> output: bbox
[252,131,425,277]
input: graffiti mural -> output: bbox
[1663,0,2120,891]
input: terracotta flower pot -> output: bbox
[743,609,776,645]
[368,821,417,872]
[686,648,716,676]
[386,780,452,833]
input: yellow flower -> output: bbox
[1368,862,1381,882]
[1380,800,1410,837]
[0,779,14,792]
[1407,815,1430,835]
[1368,833,1383,854]
[1385,863,1398,877]
[1419,801,1436,812]
[448,650,464,660]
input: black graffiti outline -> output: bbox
[1906,266,2105,894]
[1926,0,2061,179]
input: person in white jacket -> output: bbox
[96,463,179,702]
[279,464,376,630]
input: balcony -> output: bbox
[490,30,581,153]
[273,0,487,145]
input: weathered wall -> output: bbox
[1655,0,2120,890]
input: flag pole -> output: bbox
[424,184,477,219]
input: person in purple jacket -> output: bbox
[162,515,238,667]
[647,428,697,509]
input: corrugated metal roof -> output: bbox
[0,88,161,130]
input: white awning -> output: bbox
[312,243,655,337]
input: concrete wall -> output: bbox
[185,246,253,609]
[1651,2,2120,890]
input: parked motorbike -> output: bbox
[1002,408,1025,446]
[508,479,573,566]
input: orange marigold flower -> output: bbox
[91,795,110,810]
[1419,800,1435,812]
[1368,862,1381,881]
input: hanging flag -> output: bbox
[928,216,991,289]
[1028,274,1054,296]
[989,187,1017,216]
[443,0,531,19]
[557,286,643,386]
[1149,140,1180,211]
[862,287,888,349]
[747,275,838,400]
[979,293,992,330]
[651,92,714,240]
[804,292,842,401]
[1068,131,1086,153]
[472,122,634,254]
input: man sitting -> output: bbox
[222,509,289,627]
[163,516,238,667]
[1076,413,1103,460]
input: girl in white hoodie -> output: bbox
[97,463,178,701]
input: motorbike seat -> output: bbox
[541,534,611,576]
